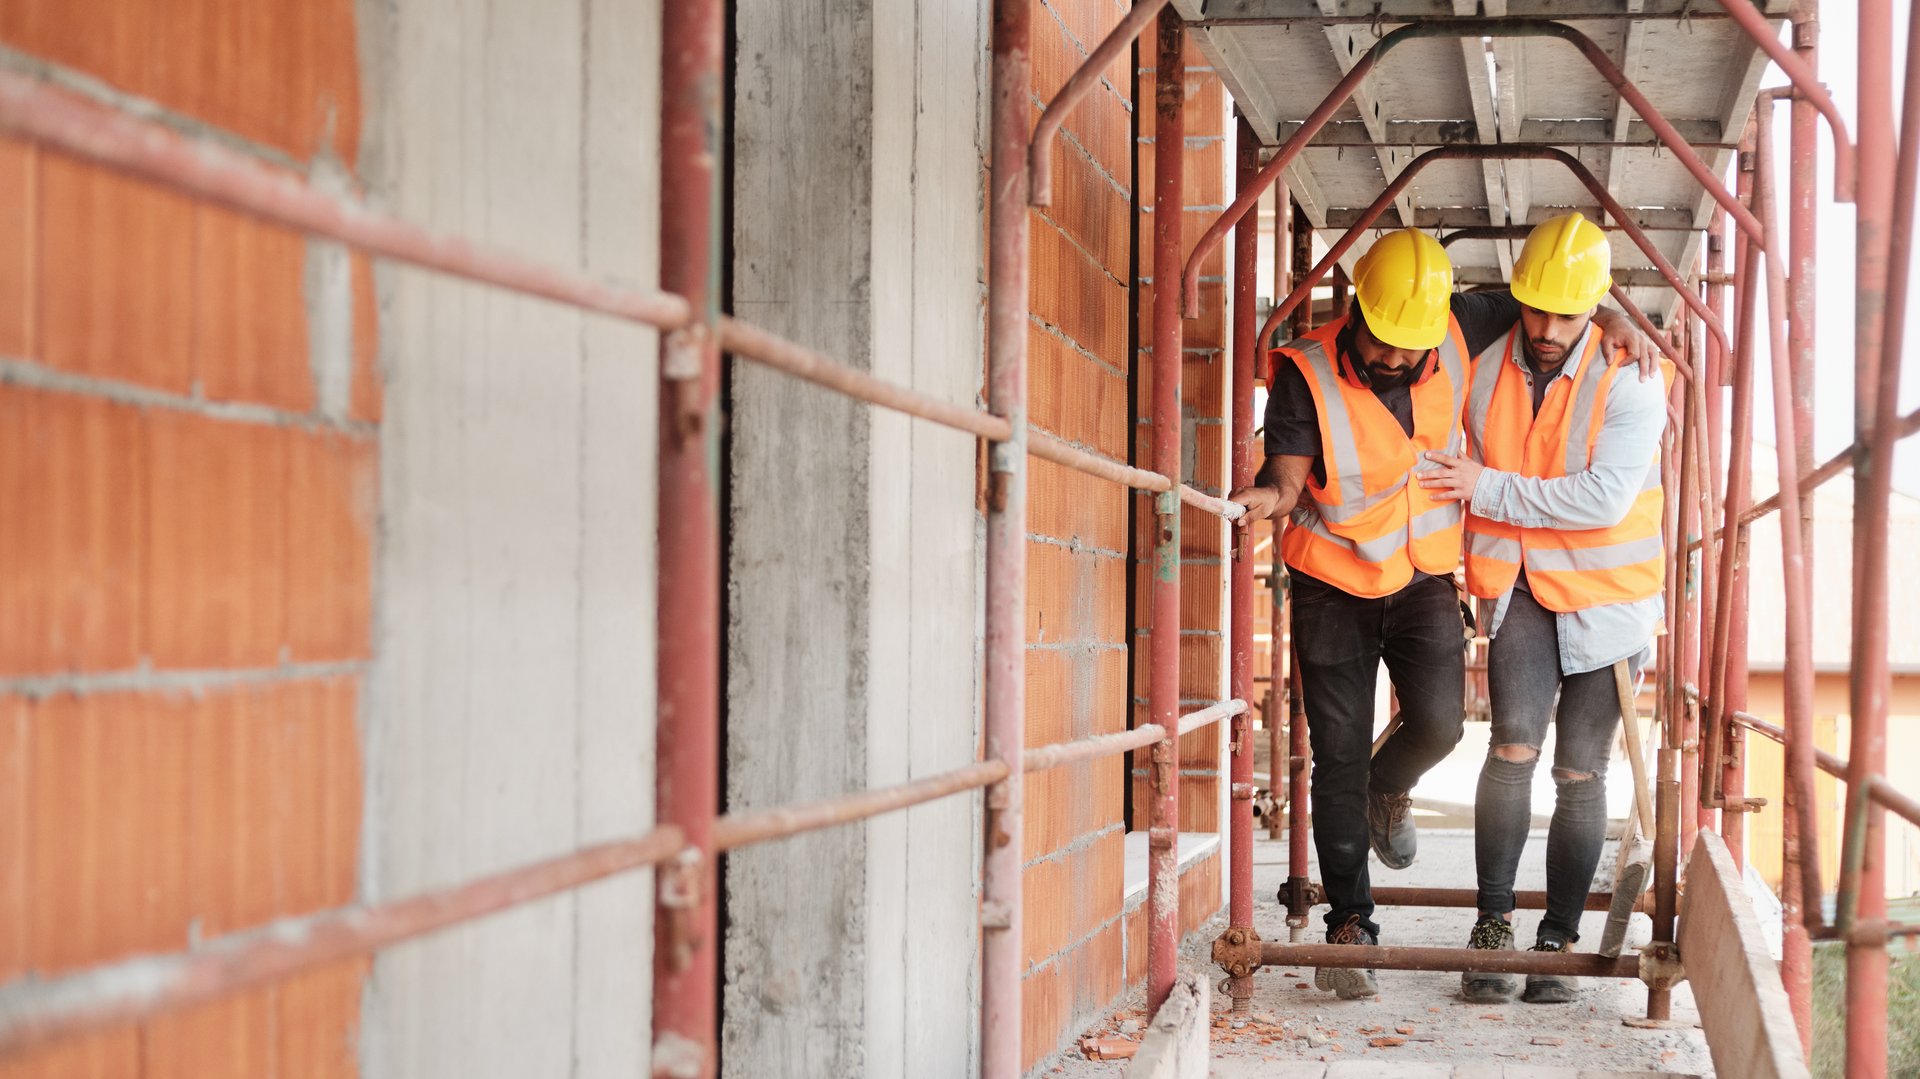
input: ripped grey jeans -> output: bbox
[1474,585,1639,943]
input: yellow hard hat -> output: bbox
[1352,228,1454,350]
[1510,211,1613,315]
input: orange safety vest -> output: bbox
[1461,327,1668,612]
[1274,316,1469,599]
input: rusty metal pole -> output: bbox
[1698,214,1727,843]
[653,0,724,1075]
[1147,7,1186,1018]
[1783,11,1819,1044]
[1756,89,1826,958]
[981,0,1031,1073]
[1839,0,1901,1071]
[1705,126,1760,869]
[1282,201,1313,939]
[1221,112,1262,1014]
[1677,314,1703,862]
[1266,184,1293,844]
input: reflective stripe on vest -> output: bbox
[1460,326,1669,612]
[1274,316,1469,598]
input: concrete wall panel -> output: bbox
[357,0,658,1074]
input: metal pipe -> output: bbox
[1180,698,1247,737]
[713,762,1011,852]
[1703,129,1759,829]
[1285,637,1311,938]
[1841,0,1906,1068]
[1254,145,1724,365]
[1030,433,1243,520]
[1710,0,1856,199]
[1698,221,1727,839]
[1147,9,1186,1018]
[981,0,1032,1072]
[1027,725,1167,774]
[1030,0,1174,206]
[0,67,1032,453]
[1259,942,1642,978]
[1755,92,1826,938]
[1197,11,1736,27]
[1267,186,1293,843]
[1370,887,1647,913]
[654,1,722,1072]
[1228,115,1261,1000]
[0,825,687,1062]
[1180,19,1767,315]
[1735,713,1920,832]
[1698,403,1920,543]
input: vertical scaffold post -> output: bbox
[982,0,1032,1074]
[653,0,724,1075]
[1266,183,1291,844]
[1221,112,1261,1015]
[1697,211,1727,846]
[1282,200,1313,943]
[1840,0,1900,1073]
[1147,6,1186,1018]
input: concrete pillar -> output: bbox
[355,1,661,1076]
[726,0,986,1075]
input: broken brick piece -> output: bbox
[1369,1037,1407,1048]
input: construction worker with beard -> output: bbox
[1229,226,1659,999]
[1419,212,1671,1005]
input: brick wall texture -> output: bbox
[0,4,371,1077]
[1020,9,1230,1072]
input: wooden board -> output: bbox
[1677,831,1813,1079]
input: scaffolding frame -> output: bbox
[0,0,1916,1076]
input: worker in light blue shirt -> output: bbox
[1419,211,1670,1006]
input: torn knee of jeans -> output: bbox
[1490,743,1539,763]
[1551,766,1599,784]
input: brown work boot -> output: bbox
[1367,788,1417,869]
[1312,915,1381,1000]
[1459,914,1518,1003]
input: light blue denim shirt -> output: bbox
[1468,325,1669,675]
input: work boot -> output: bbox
[1522,933,1579,1004]
[1313,915,1381,1000]
[1459,914,1518,1003]
[1367,788,1417,869]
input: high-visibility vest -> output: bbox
[1461,327,1668,612]
[1275,316,1469,599]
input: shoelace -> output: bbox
[1379,791,1412,824]
[1469,918,1512,950]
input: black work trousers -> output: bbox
[1290,570,1467,939]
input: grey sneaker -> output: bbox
[1460,914,1518,1003]
[1313,915,1381,999]
[1522,934,1578,1004]
[1367,788,1417,869]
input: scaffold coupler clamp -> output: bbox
[1635,941,1685,994]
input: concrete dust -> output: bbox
[1038,829,1713,1076]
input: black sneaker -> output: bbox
[1522,934,1578,1004]
[1367,788,1417,869]
[1460,914,1518,1003]
[1313,915,1381,999]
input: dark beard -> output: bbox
[1366,363,1420,388]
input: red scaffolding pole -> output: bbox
[653,0,724,1073]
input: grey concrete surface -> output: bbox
[1043,829,1714,1078]
[355,1,662,1075]
[725,0,986,1077]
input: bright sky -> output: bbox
[1747,2,1920,497]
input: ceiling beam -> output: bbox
[1603,0,1649,195]
[1268,117,1730,149]
[1314,0,1422,235]
[1324,204,1698,230]
[1453,0,1512,277]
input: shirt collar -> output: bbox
[1508,321,1596,385]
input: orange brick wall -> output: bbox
[0,4,372,1077]
[1129,44,1229,857]
[1019,10,1232,1072]
[1018,0,1136,1071]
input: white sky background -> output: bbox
[1748,2,1920,497]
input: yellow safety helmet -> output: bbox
[1352,228,1454,350]
[1510,211,1613,315]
